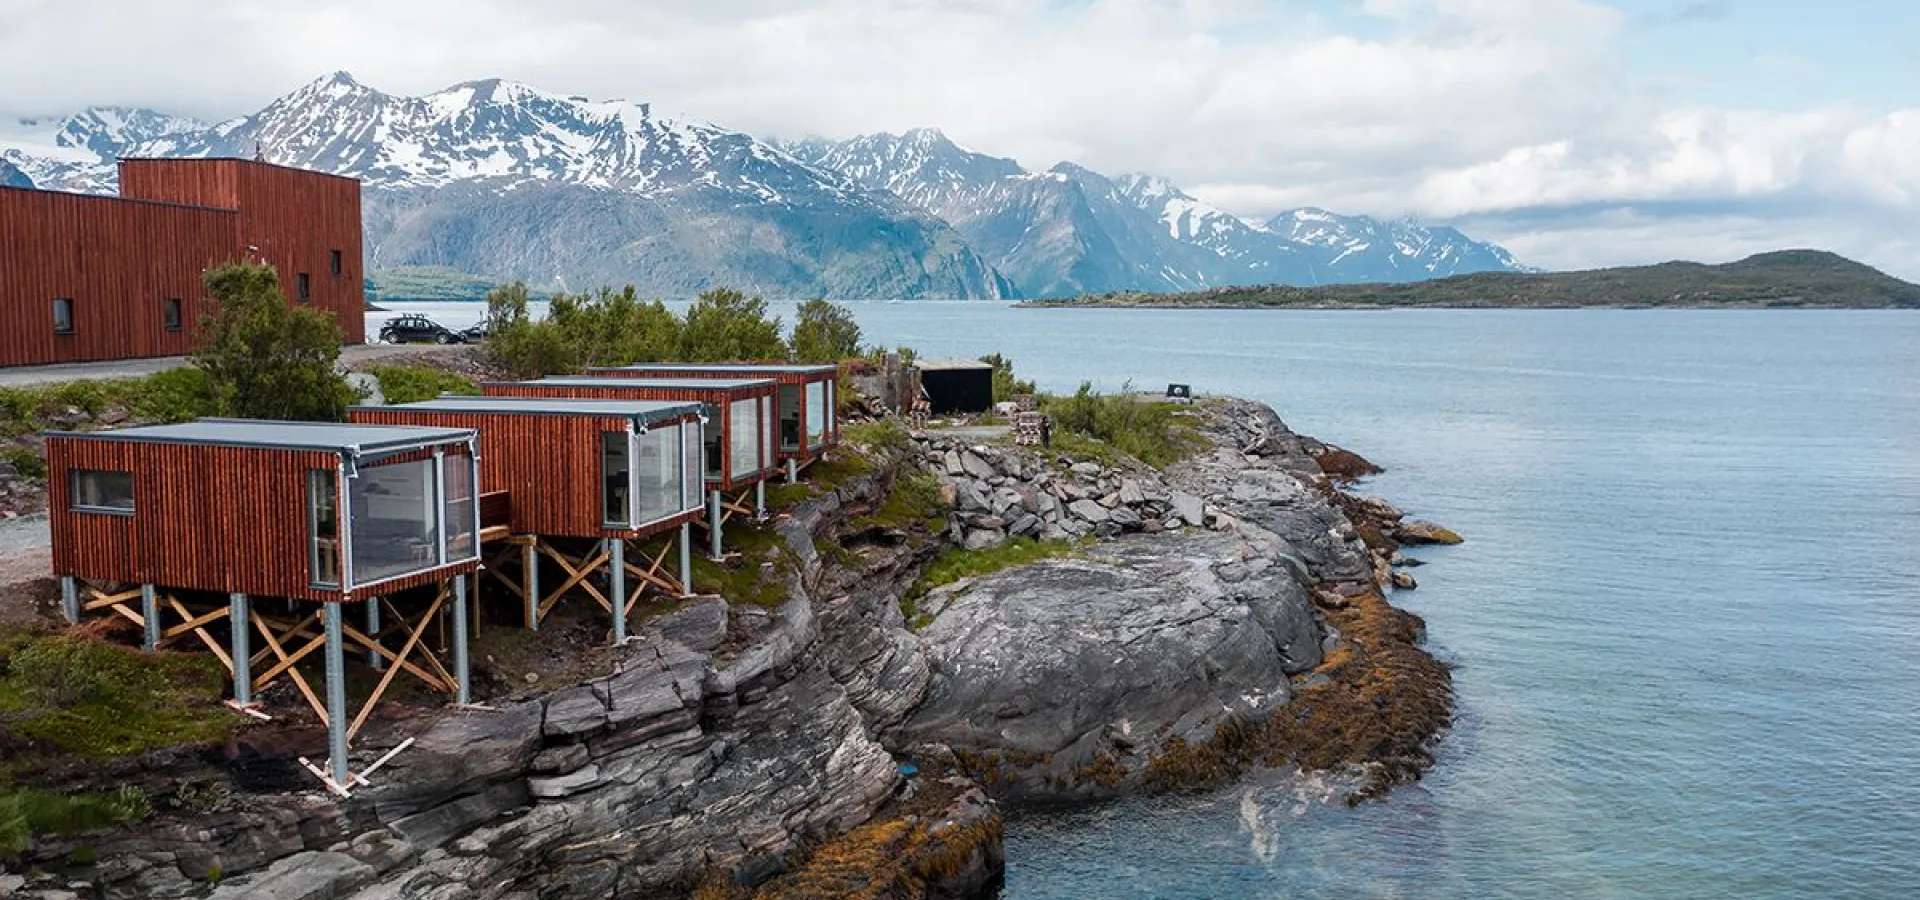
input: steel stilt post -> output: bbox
[523,540,539,630]
[679,522,694,599]
[140,584,159,651]
[609,538,627,644]
[230,593,252,706]
[366,596,383,670]
[59,577,78,625]
[452,577,470,705]
[708,490,724,561]
[323,602,348,787]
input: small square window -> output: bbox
[71,469,134,514]
[297,273,311,302]
[52,298,73,335]
[163,298,182,331]
[330,250,343,277]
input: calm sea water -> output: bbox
[374,304,1920,899]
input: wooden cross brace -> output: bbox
[622,538,683,606]
[535,540,613,621]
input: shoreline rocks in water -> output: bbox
[0,395,1457,899]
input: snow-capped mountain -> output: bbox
[2,73,1523,300]
[788,129,1526,296]
[3,74,1011,300]
[1267,208,1530,281]
[0,159,30,189]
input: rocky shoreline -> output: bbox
[0,397,1456,899]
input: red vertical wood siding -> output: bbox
[0,158,366,367]
[0,188,236,365]
[120,159,366,344]
[481,381,779,490]
[45,435,475,602]
[347,408,701,541]
[585,367,843,460]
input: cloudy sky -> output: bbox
[2,0,1914,276]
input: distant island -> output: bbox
[1018,250,1920,310]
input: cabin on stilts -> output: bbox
[587,364,841,479]
[349,396,706,640]
[44,420,482,793]
[482,376,779,559]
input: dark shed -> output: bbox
[916,358,996,415]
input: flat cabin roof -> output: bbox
[44,419,474,453]
[916,358,996,372]
[507,376,779,391]
[592,364,839,376]
[364,396,702,427]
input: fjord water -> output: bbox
[375,305,1920,897]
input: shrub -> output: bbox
[980,353,1035,405]
[191,262,356,422]
[126,368,221,423]
[679,288,787,362]
[791,299,863,363]
[365,365,480,405]
[548,285,681,368]
[1,447,46,482]
[482,282,578,378]
[0,632,230,759]
[1042,382,1201,468]
[0,787,153,856]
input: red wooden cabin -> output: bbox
[47,419,479,603]
[0,158,365,367]
[588,364,841,469]
[44,419,481,790]
[482,377,779,493]
[349,396,706,638]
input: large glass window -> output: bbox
[683,419,703,510]
[778,385,802,451]
[349,458,440,585]
[634,424,682,525]
[602,431,630,526]
[826,379,837,439]
[70,469,133,514]
[444,453,477,561]
[805,381,827,448]
[309,469,340,586]
[700,403,722,480]
[730,398,761,478]
[761,395,775,463]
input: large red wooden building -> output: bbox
[0,157,364,367]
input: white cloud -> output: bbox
[0,0,1915,276]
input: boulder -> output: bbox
[1170,492,1206,527]
[963,529,1006,550]
[1109,506,1143,529]
[960,452,998,481]
[1117,480,1147,506]
[902,531,1322,801]
[1395,520,1464,545]
[1066,499,1110,524]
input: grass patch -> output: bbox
[904,538,1089,624]
[689,521,800,608]
[0,786,152,856]
[847,469,949,535]
[0,369,221,438]
[0,446,46,483]
[1041,383,1204,469]
[0,630,232,760]
[364,364,481,405]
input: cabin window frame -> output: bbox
[52,298,74,335]
[163,298,183,332]
[69,469,134,516]
[805,380,828,449]
[330,250,344,278]
[296,273,311,302]
[345,453,445,589]
[308,468,342,588]
[602,428,632,528]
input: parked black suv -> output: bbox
[377,315,468,345]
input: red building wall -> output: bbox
[482,381,779,490]
[0,158,365,367]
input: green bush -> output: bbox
[1,447,46,482]
[366,365,480,405]
[981,354,1035,405]
[0,786,152,856]
[791,299,863,363]
[548,285,681,369]
[1042,382,1201,468]
[680,288,787,362]
[191,262,356,422]
[126,368,221,423]
[482,282,579,379]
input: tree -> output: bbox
[549,286,680,368]
[979,353,1035,404]
[191,262,357,421]
[790,299,863,363]
[679,288,788,362]
[483,282,577,378]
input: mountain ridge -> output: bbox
[4,72,1523,299]
[1019,250,1920,309]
